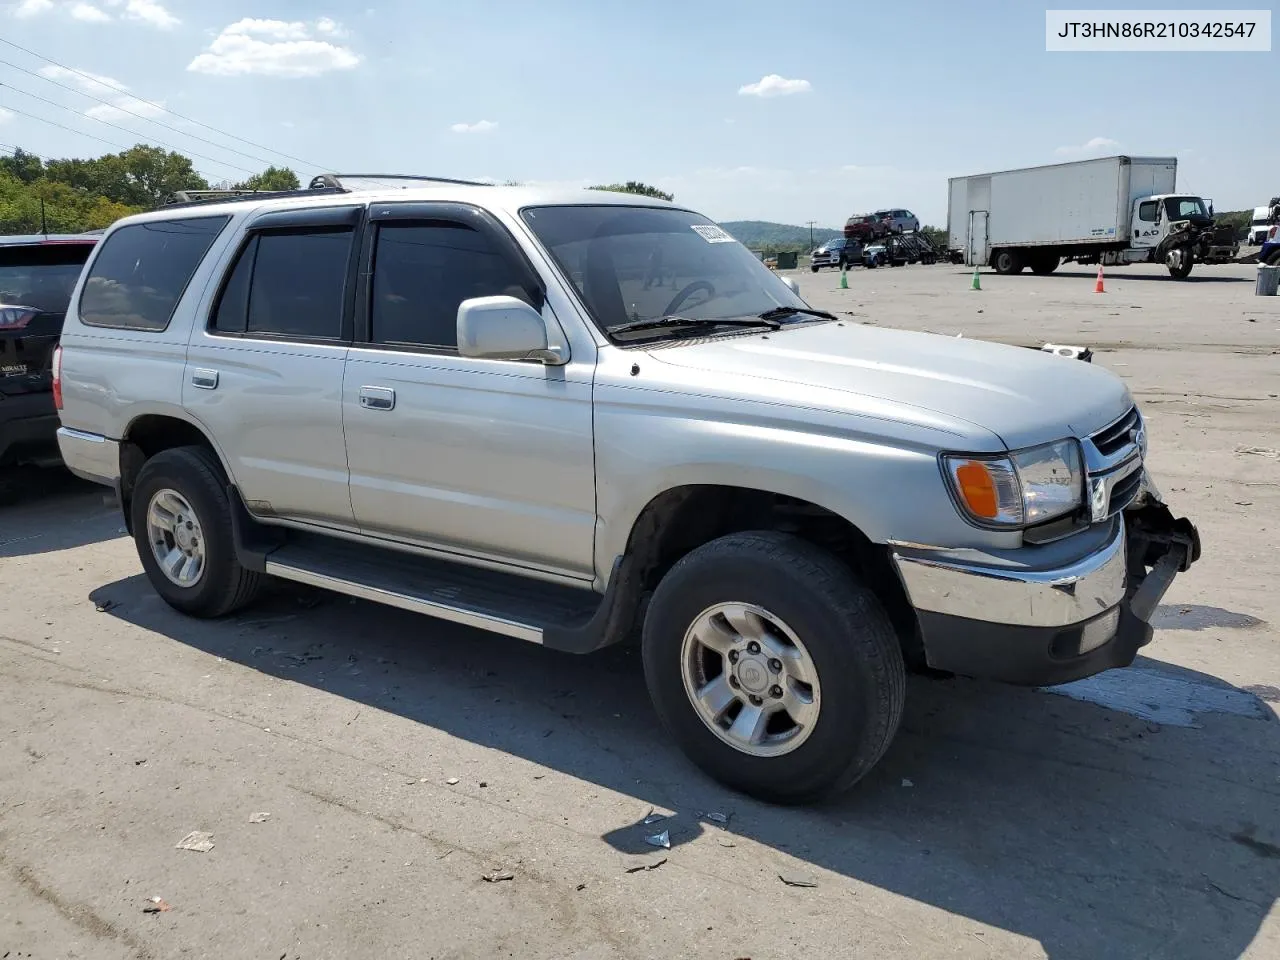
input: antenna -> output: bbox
[39,197,47,236]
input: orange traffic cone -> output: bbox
[1094,262,1105,294]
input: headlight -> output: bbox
[942,439,1084,528]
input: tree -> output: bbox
[44,144,208,207]
[0,148,44,185]
[233,166,300,192]
[588,181,674,202]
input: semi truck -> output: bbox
[947,156,1238,279]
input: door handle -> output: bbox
[191,368,219,390]
[359,385,396,411]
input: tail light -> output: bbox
[0,306,39,330]
[51,344,63,410]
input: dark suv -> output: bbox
[0,233,99,471]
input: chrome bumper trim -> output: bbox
[55,426,121,487]
[891,519,1127,628]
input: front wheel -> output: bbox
[641,531,905,804]
[810,265,819,273]
[131,446,263,618]
[1166,246,1194,279]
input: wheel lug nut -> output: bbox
[770,685,783,698]
[749,694,763,706]
[769,659,782,672]
[729,676,740,689]
[728,650,739,664]
[747,642,760,654]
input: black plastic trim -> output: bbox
[227,484,285,573]
[247,205,363,232]
[541,554,641,654]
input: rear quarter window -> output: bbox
[79,216,230,331]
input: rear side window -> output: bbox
[79,217,229,330]
[212,228,353,340]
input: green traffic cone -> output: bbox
[970,265,981,291]
[839,265,848,289]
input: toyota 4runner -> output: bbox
[53,175,1200,803]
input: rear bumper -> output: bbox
[891,490,1200,686]
[55,426,121,487]
[0,391,59,465]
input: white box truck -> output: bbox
[947,156,1238,280]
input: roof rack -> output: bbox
[306,173,490,190]
[159,186,348,210]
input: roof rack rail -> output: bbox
[158,186,347,210]
[306,173,490,191]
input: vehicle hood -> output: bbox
[644,322,1132,450]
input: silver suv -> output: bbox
[874,208,920,234]
[53,175,1200,803]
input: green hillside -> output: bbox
[719,220,841,251]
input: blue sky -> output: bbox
[0,0,1273,226]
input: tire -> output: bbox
[641,531,905,804]
[131,445,263,618]
[1030,254,1060,275]
[1266,249,1280,267]
[991,249,1022,275]
[811,265,819,273]
[1165,246,1194,279]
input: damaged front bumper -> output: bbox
[891,480,1201,686]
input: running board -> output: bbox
[260,531,604,648]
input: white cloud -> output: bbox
[738,74,811,97]
[69,1,110,21]
[13,0,55,17]
[188,18,360,77]
[105,0,178,29]
[38,64,167,121]
[1055,136,1120,156]
[450,120,497,134]
[315,16,344,36]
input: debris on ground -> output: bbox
[142,896,171,913]
[703,811,731,825]
[642,808,669,825]
[445,777,460,786]
[175,831,214,853]
[134,759,146,766]
[479,781,488,788]
[482,871,514,883]
[625,857,667,873]
[717,838,736,848]
[94,599,117,613]
[575,883,587,891]
[1236,445,1279,459]
[902,778,914,788]
[778,873,818,888]
[249,812,270,823]
[645,830,671,849]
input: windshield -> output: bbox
[521,205,808,338]
[1164,197,1210,220]
[1252,215,1269,226]
[0,254,91,314]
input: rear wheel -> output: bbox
[641,531,905,804]
[1030,254,1060,275]
[992,249,1023,275]
[131,446,263,617]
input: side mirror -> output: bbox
[457,296,565,364]
[781,276,800,296]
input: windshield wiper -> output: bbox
[610,314,781,336]
[756,306,838,322]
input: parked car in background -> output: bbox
[1249,206,1272,245]
[844,213,889,242]
[0,232,99,476]
[863,243,888,268]
[873,208,920,234]
[810,237,862,271]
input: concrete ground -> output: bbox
[2,261,1278,960]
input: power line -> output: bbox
[0,79,256,177]
[0,34,326,171]
[0,55,286,170]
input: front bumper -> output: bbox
[891,491,1200,686]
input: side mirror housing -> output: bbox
[457,296,565,364]
[781,276,800,296]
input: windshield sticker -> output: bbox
[691,224,736,244]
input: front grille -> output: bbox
[1108,466,1143,514]
[1091,406,1139,458]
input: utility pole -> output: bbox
[805,220,816,249]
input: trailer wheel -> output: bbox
[992,249,1023,275]
[1030,254,1060,275]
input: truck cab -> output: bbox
[1123,194,1237,276]
[1249,206,1272,245]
